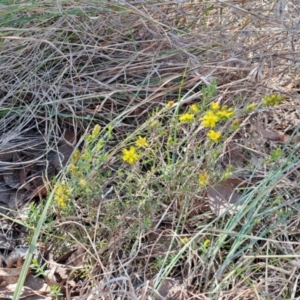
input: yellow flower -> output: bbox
[207,130,221,142]
[167,137,173,146]
[82,152,90,161]
[217,107,235,119]
[189,104,200,114]
[96,140,104,151]
[92,124,101,139]
[166,100,175,108]
[179,113,194,122]
[71,149,81,164]
[180,237,189,244]
[211,102,220,110]
[202,111,219,128]
[199,173,209,187]
[122,146,139,164]
[203,239,211,248]
[150,120,159,127]
[69,164,78,175]
[55,183,71,209]
[79,179,87,188]
[221,166,234,180]
[262,94,285,106]
[135,136,149,148]
[270,148,282,160]
[245,103,256,112]
[231,119,240,130]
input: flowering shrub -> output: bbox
[49,79,263,274]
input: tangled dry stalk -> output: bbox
[1,0,300,299]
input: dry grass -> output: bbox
[1,0,300,299]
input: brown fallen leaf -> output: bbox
[145,230,176,253]
[0,274,51,300]
[155,278,188,300]
[0,142,20,162]
[0,245,50,299]
[3,170,20,189]
[63,131,76,145]
[255,117,289,142]
[12,152,23,163]
[23,274,51,295]
[8,189,32,211]
[57,247,86,268]
[6,248,28,268]
[44,254,68,296]
[45,247,86,288]
[0,186,14,208]
[0,152,14,162]
[51,131,76,171]
[0,235,17,251]
[207,178,246,216]
[0,266,24,286]
[226,143,248,168]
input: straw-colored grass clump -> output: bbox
[2,0,300,299]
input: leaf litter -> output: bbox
[0,248,51,300]
[0,130,76,299]
[206,178,247,216]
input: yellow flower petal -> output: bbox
[92,124,101,139]
[199,173,209,187]
[71,149,81,164]
[79,179,87,188]
[207,130,221,142]
[166,100,175,108]
[54,183,70,209]
[179,113,194,122]
[202,111,219,128]
[122,146,139,164]
[69,164,78,175]
[180,237,190,244]
[203,239,211,248]
[245,103,256,112]
[135,136,149,148]
[190,104,200,114]
[211,102,220,110]
[262,94,285,106]
[217,108,235,119]
[150,120,159,127]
